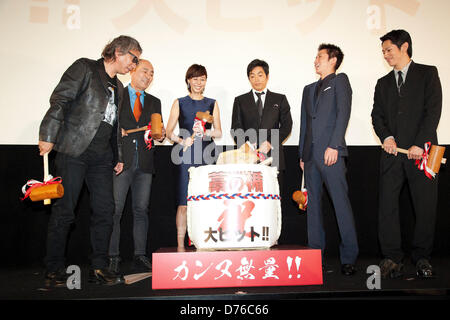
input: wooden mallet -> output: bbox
[292,173,307,211]
[183,110,214,152]
[125,113,163,136]
[28,153,64,204]
[383,145,446,174]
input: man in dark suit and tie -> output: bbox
[298,44,358,275]
[371,29,442,279]
[108,59,165,274]
[231,59,293,191]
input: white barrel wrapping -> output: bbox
[187,164,281,250]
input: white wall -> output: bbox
[1,0,448,145]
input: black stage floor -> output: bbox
[1,256,449,301]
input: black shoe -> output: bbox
[108,256,121,274]
[341,264,356,276]
[322,264,333,273]
[89,268,123,286]
[44,268,68,288]
[416,259,434,278]
[379,258,403,279]
[132,255,152,273]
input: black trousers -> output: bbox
[378,152,438,264]
[45,149,115,271]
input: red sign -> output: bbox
[152,246,322,289]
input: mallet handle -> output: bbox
[383,146,446,164]
[124,272,152,284]
[182,132,196,152]
[125,126,148,134]
[394,147,407,154]
[43,153,51,205]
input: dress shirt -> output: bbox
[252,88,268,107]
[128,85,146,112]
[394,60,412,88]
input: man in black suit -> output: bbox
[39,35,142,286]
[108,59,165,274]
[231,59,292,190]
[298,44,358,276]
[371,29,442,279]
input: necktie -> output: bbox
[314,79,323,101]
[397,71,404,94]
[255,91,265,119]
[133,91,142,122]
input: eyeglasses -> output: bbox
[128,51,139,64]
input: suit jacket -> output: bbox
[299,73,352,162]
[39,58,124,159]
[371,61,442,150]
[119,87,162,174]
[231,90,293,169]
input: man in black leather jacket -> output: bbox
[38,35,142,286]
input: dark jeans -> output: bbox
[45,149,115,271]
[109,152,152,257]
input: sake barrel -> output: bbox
[187,164,281,250]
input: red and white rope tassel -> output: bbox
[21,176,62,201]
[415,142,435,179]
[246,141,266,162]
[144,121,153,150]
[193,117,207,138]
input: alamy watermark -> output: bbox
[170,128,280,167]
[366,265,381,290]
[66,265,81,290]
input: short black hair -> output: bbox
[247,59,269,77]
[185,64,207,92]
[318,43,344,71]
[380,29,412,58]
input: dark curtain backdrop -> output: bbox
[1,145,449,268]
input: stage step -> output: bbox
[152,246,323,289]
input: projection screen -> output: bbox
[0,0,448,146]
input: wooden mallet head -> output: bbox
[151,113,163,140]
[427,145,446,174]
[29,153,64,204]
[29,184,64,203]
[195,110,213,123]
[292,190,306,210]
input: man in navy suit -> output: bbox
[298,44,358,275]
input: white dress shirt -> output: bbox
[252,88,268,108]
